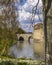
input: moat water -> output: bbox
[8,39,45,60]
[8,39,34,58]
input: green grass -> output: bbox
[0,57,45,65]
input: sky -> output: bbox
[16,0,43,32]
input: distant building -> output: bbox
[33,23,45,58]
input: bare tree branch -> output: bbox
[30,0,43,28]
[30,0,39,27]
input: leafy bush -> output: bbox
[0,58,45,65]
[0,61,45,65]
[0,61,15,65]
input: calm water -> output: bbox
[8,39,45,60]
[8,39,35,59]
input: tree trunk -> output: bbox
[42,0,52,65]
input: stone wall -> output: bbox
[33,23,45,58]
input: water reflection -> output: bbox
[8,39,35,59]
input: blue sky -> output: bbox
[20,0,26,5]
[16,0,43,32]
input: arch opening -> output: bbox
[28,36,33,43]
[19,36,24,42]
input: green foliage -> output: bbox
[0,61,45,65]
[0,29,17,56]
[0,61,15,65]
[0,24,25,56]
[0,0,18,57]
[0,58,45,65]
[17,62,28,65]
[17,28,26,34]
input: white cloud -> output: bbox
[17,0,43,32]
[18,10,32,22]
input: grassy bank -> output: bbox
[0,57,45,65]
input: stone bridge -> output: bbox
[16,33,33,41]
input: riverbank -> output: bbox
[0,57,45,65]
